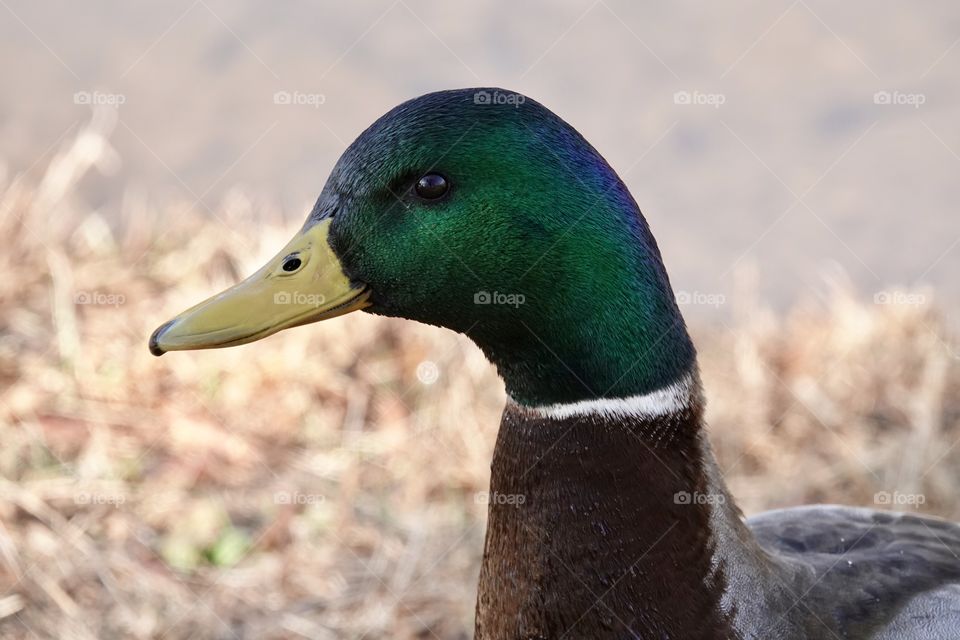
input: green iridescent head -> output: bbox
[151,88,695,405]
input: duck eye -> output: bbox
[282,257,302,272]
[415,173,449,200]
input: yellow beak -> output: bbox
[149,219,369,356]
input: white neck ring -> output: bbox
[511,370,698,421]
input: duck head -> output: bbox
[150,88,696,406]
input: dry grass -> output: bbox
[1,118,958,639]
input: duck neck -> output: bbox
[468,207,697,407]
[475,372,766,640]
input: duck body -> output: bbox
[749,506,960,639]
[477,389,734,639]
[477,391,960,639]
[150,88,960,639]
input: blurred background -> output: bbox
[1,1,958,638]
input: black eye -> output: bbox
[415,173,449,200]
[282,257,302,272]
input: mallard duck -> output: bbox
[150,88,960,639]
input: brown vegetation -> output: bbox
[1,123,958,639]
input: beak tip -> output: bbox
[149,321,173,357]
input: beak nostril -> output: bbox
[148,320,175,356]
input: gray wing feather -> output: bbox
[747,505,960,638]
